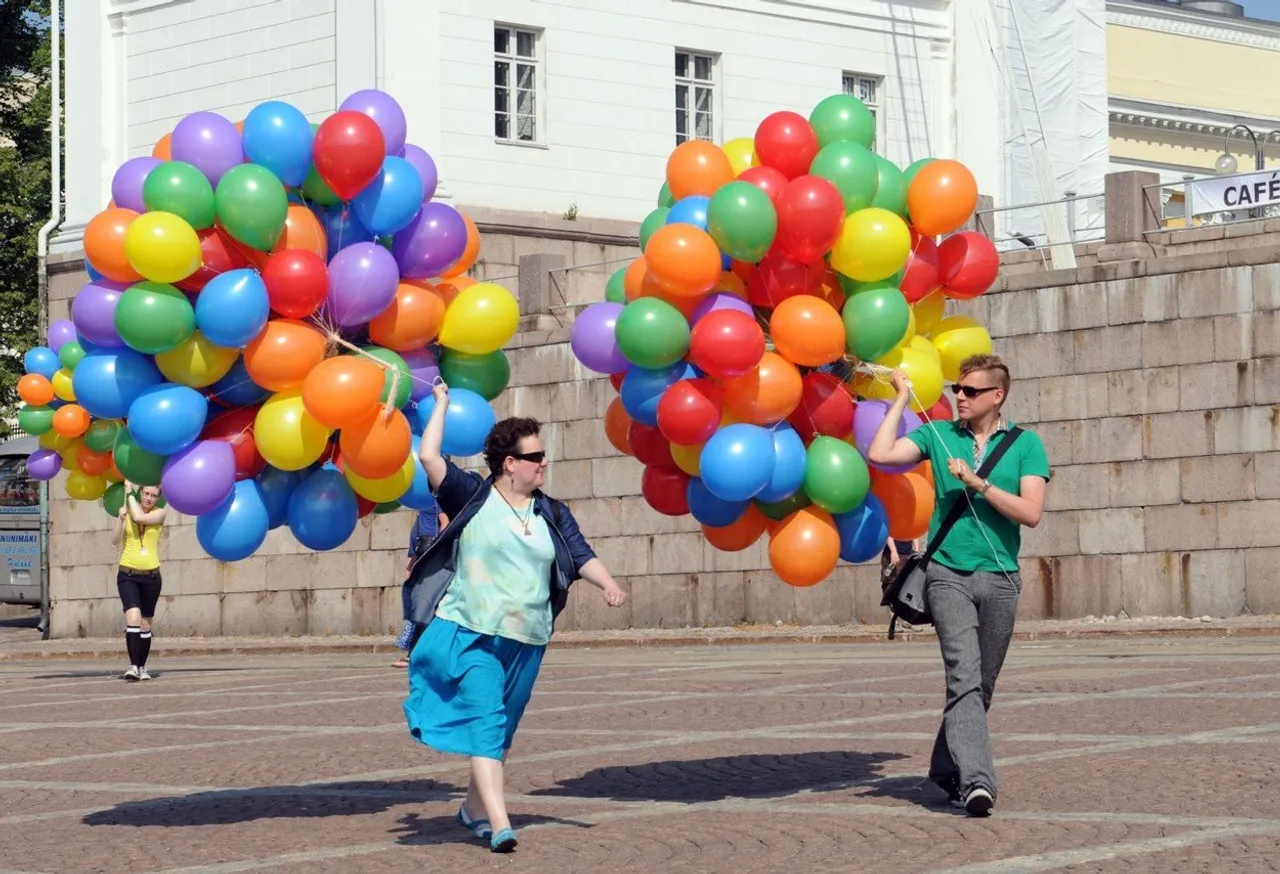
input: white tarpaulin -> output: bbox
[1187,170,1280,215]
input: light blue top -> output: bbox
[435,490,556,645]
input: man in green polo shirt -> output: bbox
[867,354,1050,818]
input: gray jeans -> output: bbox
[925,561,1021,800]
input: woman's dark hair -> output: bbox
[484,416,542,474]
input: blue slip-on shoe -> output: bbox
[490,827,518,853]
[456,803,492,841]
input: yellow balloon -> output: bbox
[855,346,943,412]
[913,290,947,336]
[51,368,76,402]
[722,136,758,176]
[930,315,993,381]
[60,439,82,471]
[38,430,63,451]
[671,441,703,477]
[124,210,202,284]
[908,334,942,369]
[155,332,239,388]
[830,208,911,283]
[254,390,333,471]
[345,453,415,503]
[438,283,520,355]
[66,469,107,500]
[894,305,918,351]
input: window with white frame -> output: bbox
[842,72,882,149]
[494,24,540,143]
[676,50,717,145]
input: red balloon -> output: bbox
[641,466,691,517]
[263,249,328,319]
[900,232,942,304]
[313,110,386,201]
[747,248,825,307]
[754,111,820,180]
[609,371,627,393]
[689,309,765,379]
[201,405,267,481]
[788,373,855,442]
[738,165,789,206]
[176,228,249,293]
[775,175,845,265]
[357,495,377,518]
[938,231,1000,299]
[925,394,954,422]
[628,421,677,469]
[657,378,724,446]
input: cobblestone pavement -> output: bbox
[2,637,1279,873]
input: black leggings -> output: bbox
[117,568,162,617]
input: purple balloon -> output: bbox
[401,144,439,202]
[340,89,407,155]
[326,242,400,328]
[26,449,61,482]
[691,292,754,324]
[391,202,468,279]
[72,279,128,348]
[401,348,440,402]
[170,111,244,187]
[852,399,924,474]
[111,156,161,213]
[570,302,629,374]
[47,319,77,353]
[160,440,236,516]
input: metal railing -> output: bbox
[1142,170,1280,234]
[973,191,1106,254]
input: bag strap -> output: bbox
[919,426,1023,564]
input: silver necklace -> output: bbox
[495,487,534,536]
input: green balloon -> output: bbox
[804,436,870,515]
[84,419,121,453]
[614,298,690,369]
[758,488,811,521]
[903,158,936,188]
[18,405,54,436]
[870,155,908,217]
[113,430,166,486]
[640,207,670,252]
[114,281,195,354]
[605,267,627,304]
[809,93,876,150]
[58,340,86,371]
[103,481,125,518]
[361,347,412,409]
[301,165,340,206]
[843,283,911,362]
[440,349,510,401]
[216,163,289,252]
[374,501,400,515]
[810,142,879,214]
[658,181,675,208]
[142,161,216,230]
[707,181,777,263]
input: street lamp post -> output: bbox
[1216,123,1264,175]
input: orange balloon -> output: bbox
[817,269,846,312]
[644,224,722,297]
[441,214,480,279]
[769,296,845,367]
[243,204,327,268]
[670,441,703,476]
[721,351,803,424]
[105,462,124,483]
[301,356,386,429]
[84,207,143,283]
[872,469,935,541]
[715,272,748,299]
[436,275,474,306]
[339,408,413,480]
[17,374,53,406]
[77,446,113,476]
[666,140,734,200]
[624,257,649,300]
[907,160,979,237]
[235,120,245,135]
[624,257,702,318]
[52,404,91,439]
[768,506,840,587]
[703,504,768,552]
[730,259,756,281]
[604,397,632,456]
[243,319,328,392]
[152,133,172,160]
[368,281,447,351]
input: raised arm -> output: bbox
[866,370,926,468]
[124,485,166,526]
[418,382,449,490]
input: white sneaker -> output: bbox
[964,787,994,817]
[122,666,140,681]
[137,668,152,681]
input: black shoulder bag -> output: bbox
[880,427,1023,640]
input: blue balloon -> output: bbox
[756,424,808,502]
[352,157,424,237]
[256,466,301,530]
[666,195,710,232]
[686,476,749,527]
[320,205,374,261]
[722,252,733,271]
[196,269,270,348]
[84,257,104,282]
[700,423,776,501]
[71,348,164,419]
[23,346,59,379]
[834,494,890,564]
[287,468,358,551]
[207,357,271,408]
[242,100,315,188]
[620,361,698,426]
[127,383,209,455]
[399,435,436,511]
[414,387,496,457]
[196,480,270,561]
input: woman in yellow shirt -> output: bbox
[111,481,167,681]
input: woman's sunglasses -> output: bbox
[512,451,547,464]
[951,384,1000,399]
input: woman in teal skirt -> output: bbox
[404,381,627,853]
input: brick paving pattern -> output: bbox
[2,637,1279,872]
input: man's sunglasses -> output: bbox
[950,384,1000,399]
[512,451,547,464]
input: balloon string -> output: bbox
[326,332,405,418]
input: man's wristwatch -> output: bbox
[978,479,993,495]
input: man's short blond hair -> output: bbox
[958,354,1011,395]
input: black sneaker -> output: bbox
[964,787,994,817]
[934,776,963,808]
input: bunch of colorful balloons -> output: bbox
[15,90,519,561]
[570,93,1000,588]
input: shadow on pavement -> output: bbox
[390,811,593,847]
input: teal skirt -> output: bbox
[403,617,546,761]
